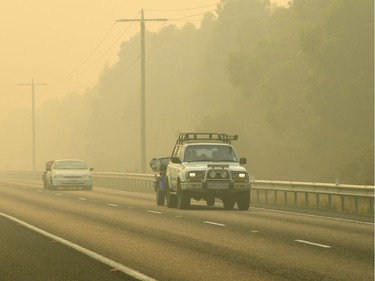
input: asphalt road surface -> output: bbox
[0,179,373,281]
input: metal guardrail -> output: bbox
[0,171,373,215]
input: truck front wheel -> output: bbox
[166,181,177,208]
[237,191,250,210]
[177,188,190,209]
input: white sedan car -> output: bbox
[46,159,93,190]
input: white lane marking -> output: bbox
[295,240,331,248]
[0,212,157,281]
[107,203,119,207]
[55,193,63,196]
[251,230,260,233]
[203,221,226,227]
[37,190,42,193]
[78,197,87,201]
[146,210,162,215]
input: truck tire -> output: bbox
[237,191,250,210]
[166,186,177,208]
[156,190,165,206]
[177,188,190,209]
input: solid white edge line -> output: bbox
[0,212,157,281]
[295,239,331,248]
[203,221,226,227]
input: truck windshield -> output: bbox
[184,145,238,162]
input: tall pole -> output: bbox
[140,9,146,174]
[19,79,47,170]
[117,10,167,173]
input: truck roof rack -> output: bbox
[176,133,238,144]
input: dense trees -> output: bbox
[1,0,373,184]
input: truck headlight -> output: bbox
[188,172,196,178]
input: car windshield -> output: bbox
[54,161,88,170]
[183,145,238,162]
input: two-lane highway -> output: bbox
[0,179,373,281]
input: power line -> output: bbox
[47,22,118,88]
[45,13,141,90]
[144,4,218,12]
[169,9,217,21]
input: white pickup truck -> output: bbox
[164,133,251,210]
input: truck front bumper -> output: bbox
[180,181,250,192]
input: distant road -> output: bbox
[0,180,373,281]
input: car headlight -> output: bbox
[238,173,246,178]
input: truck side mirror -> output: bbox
[239,158,247,165]
[171,157,182,164]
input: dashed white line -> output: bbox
[78,197,87,201]
[146,210,162,214]
[203,221,226,227]
[55,193,63,196]
[107,203,119,207]
[295,239,331,248]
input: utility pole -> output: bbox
[117,9,167,173]
[19,79,47,170]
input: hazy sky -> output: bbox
[0,1,224,123]
[0,0,286,123]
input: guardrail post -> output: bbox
[355,197,358,213]
[274,190,277,206]
[328,194,332,209]
[341,196,345,212]
[284,191,287,206]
